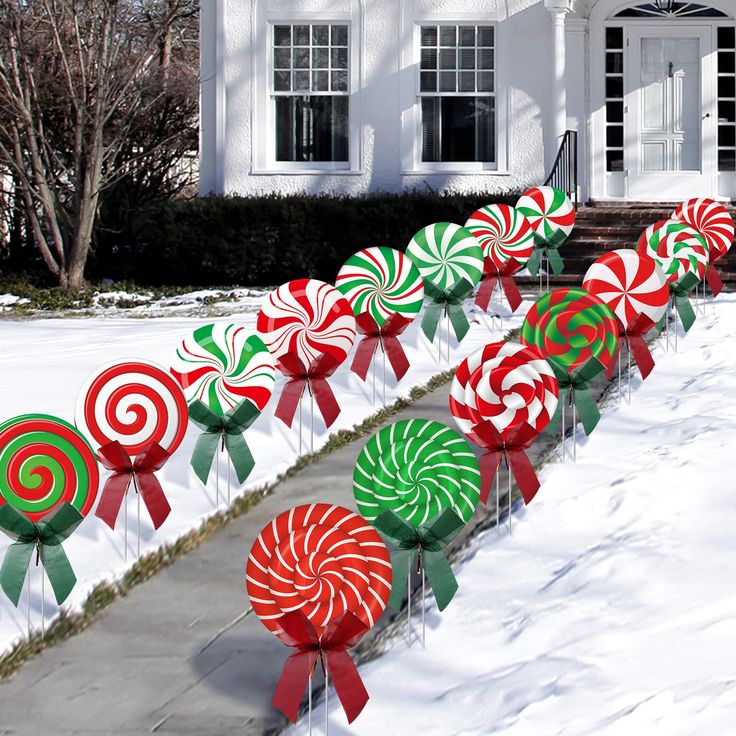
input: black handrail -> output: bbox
[544,130,578,209]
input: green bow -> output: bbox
[548,357,605,436]
[374,508,465,612]
[188,399,261,485]
[526,234,566,277]
[421,280,475,343]
[669,271,699,333]
[0,502,83,606]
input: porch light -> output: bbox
[653,0,675,11]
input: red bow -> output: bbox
[272,610,369,724]
[475,257,522,313]
[472,421,540,505]
[95,441,171,530]
[274,353,341,429]
[706,264,723,297]
[604,312,656,381]
[351,313,411,382]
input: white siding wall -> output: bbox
[201,0,561,196]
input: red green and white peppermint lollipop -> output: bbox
[170,324,275,416]
[76,360,188,456]
[450,342,558,444]
[246,503,392,637]
[465,204,535,268]
[257,279,356,368]
[517,186,575,246]
[406,222,484,291]
[0,414,99,522]
[335,247,424,328]
[672,198,734,261]
[583,249,669,329]
[637,219,709,285]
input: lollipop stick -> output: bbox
[421,567,426,648]
[26,567,30,638]
[561,400,566,464]
[298,392,303,455]
[407,564,411,640]
[674,308,678,352]
[496,471,500,534]
[324,669,329,736]
[572,402,577,462]
[40,564,45,638]
[382,342,386,406]
[545,252,550,293]
[124,477,128,563]
[508,460,512,534]
[308,671,313,736]
[310,389,314,455]
[628,343,632,404]
[618,348,622,403]
[446,312,450,364]
[215,445,219,509]
[137,479,141,559]
[372,347,376,405]
[226,449,230,507]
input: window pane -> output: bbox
[477,48,494,70]
[331,25,348,46]
[313,70,329,91]
[607,100,624,123]
[331,70,348,92]
[312,25,329,46]
[718,148,736,171]
[718,76,735,98]
[719,101,736,123]
[477,71,494,92]
[439,48,456,70]
[421,98,440,162]
[606,27,623,50]
[718,125,736,147]
[275,96,349,162]
[439,26,456,46]
[313,47,329,68]
[718,27,735,49]
[274,71,291,92]
[420,71,437,92]
[421,48,437,69]
[459,26,475,46]
[606,52,624,74]
[294,71,310,90]
[294,25,310,46]
[441,96,495,162]
[719,52,736,74]
[606,76,624,98]
[459,48,475,70]
[439,71,456,92]
[606,125,624,147]
[421,26,437,47]
[274,48,291,69]
[459,71,475,92]
[274,26,291,47]
[606,150,624,172]
[293,48,310,69]
[331,47,348,69]
[477,26,494,47]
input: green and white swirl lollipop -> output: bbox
[406,223,484,292]
[353,418,480,528]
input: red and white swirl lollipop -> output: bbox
[246,503,392,636]
[582,249,669,330]
[465,204,535,267]
[75,360,188,456]
[672,198,734,261]
[257,279,356,368]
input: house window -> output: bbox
[718,26,736,172]
[272,24,349,163]
[419,24,496,164]
[614,2,727,18]
[605,27,625,172]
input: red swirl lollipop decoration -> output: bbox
[246,503,391,723]
[258,279,356,432]
[75,360,188,537]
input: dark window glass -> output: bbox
[274,48,291,69]
[312,25,329,46]
[421,26,437,47]
[718,148,736,171]
[607,100,624,123]
[421,96,495,163]
[273,71,291,92]
[312,47,329,69]
[420,72,437,92]
[719,101,736,123]
[421,49,437,69]
[331,25,348,46]
[606,27,623,50]
[606,76,624,99]
[274,26,291,46]
[459,26,476,46]
[439,26,456,46]
[331,70,348,92]
[718,27,735,49]
[718,75,736,98]
[606,52,624,74]
[718,124,736,147]
[718,52,736,74]
[294,25,310,46]
[606,150,624,172]
[478,26,494,47]
[275,96,349,162]
[606,125,624,148]
[477,72,494,93]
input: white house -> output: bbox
[199,0,736,202]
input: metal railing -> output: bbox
[544,129,578,209]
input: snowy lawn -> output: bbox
[289,293,736,736]
[0,291,528,653]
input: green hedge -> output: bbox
[125,191,519,286]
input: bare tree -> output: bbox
[0,0,198,288]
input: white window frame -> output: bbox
[251,8,362,175]
[400,12,508,175]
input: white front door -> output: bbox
[627,26,715,199]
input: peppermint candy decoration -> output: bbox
[0,414,99,522]
[464,204,535,268]
[450,342,558,443]
[517,186,575,245]
[76,360,188,456]
[672,198,734,262]
[246,503,392,636]
[637,219,709,284]
[170,324,275,416]
[521,288,619,373]
[406,223,484,291]
[257,279,356,368]
[353,419,480,529]
[583,249,669,329]
[335,247,424,328]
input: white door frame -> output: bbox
[626,24,716,199]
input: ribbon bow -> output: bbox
[475,257,522,313]
[604,313,656,381]
[548,357,606,436]
[706,262,723,297]
[351,312,411,382]
[373,508,464,612]
[421,279,475,344]
[526,236,566,277]
[471,421,540,506]
[272,610,369,724]
[669,271,700,332]
[96,441,171,531]
[187,399,260,485]
[0,502,82,606]
[274,352,341,429]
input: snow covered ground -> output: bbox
[290,294,736,736]
[0,291,528,653]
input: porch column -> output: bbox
[545,0,571,144]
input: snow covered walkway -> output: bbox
[291,295,736,736]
